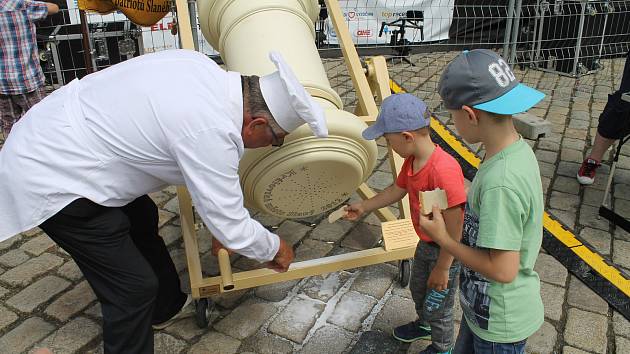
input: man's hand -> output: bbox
[418,205,449,245]
[266,238,294,272]
[427,266,449,291]
[212,238,234,256]
[343,202,365,221]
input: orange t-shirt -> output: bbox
[395,145,467,242]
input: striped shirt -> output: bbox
[0,0,48,94]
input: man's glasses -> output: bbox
[269,126,285,147]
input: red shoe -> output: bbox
[577,158,601,185]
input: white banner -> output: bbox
[325,0,454,45]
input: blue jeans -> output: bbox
[453,316,527,354]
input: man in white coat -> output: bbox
[0,49,327,353]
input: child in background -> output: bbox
[419,49,545,353]
[345,93,467,354]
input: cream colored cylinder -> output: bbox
[197,0,378,218]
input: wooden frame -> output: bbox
[173,0,415,300]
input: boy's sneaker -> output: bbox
[392,320,431,342]
[419,345,452,354]
[152,295,194,330]
[577,158,601,185]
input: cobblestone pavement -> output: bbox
[1,54,629,353]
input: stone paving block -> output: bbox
[367,171,395,191]
[255,279,299,302]
[350,263,396,299]
[561,138,586,151]
[525,321,557,354]
[564,128,588,140]
[158,209,176,228]
[548,209,576,230]
[38,317,100,354]
[513,112,552,139]
[579,205,611,231]
[215,298,277,340]
[0,284,8,298]
[570,110,590,121]
[549,191,580,211]
[6,275,70,313]
[0,317,54,353]
[294,239,334,262]
[371,295,417,333]
[162,196,180,214]
[536,150,559,164]
[268,295,325,343]
[562,346,591,354]
[538,161,556,179]
[614,199,630,219]
[560,148,584,163]
[0,235,21,251]
[568,276,609,315]
[578,227,611,255]
[0,249,30,268]
[189,331,241,354]
[547,112,567,125]
[153,333,187,354]
[310,218,355,242]
[162,311,212,340]
[613,310,630,338]
[535,253,568,286]
[567,119,590,130]
[159,225,182,247]
[552,176,581,195]
[614,183,630,201]
[537,140,560,152]
[276,220,312,247]
[83,303,102,319]
[616,335,630,354]
[56,260,83,281]
[302,272,351,302]
[540,282,565,322]
[341,223,382,251]
[210,288,250,309]
[300,325,353,354]
[582,187,604,207]
[20,234,56,256]
[616,226,630,241]
[348,330,401,354]
[0,253,64,287]
[22,227,42,237]
[239,332,294,354]
[564,308,608,353]
[168,248,187,274]
[391,283,412,299]
[613,239,630,269]
[45,280,96,321]
[149,190,173,206]
[0,304,18,331]
[328,290,377,331]
[542,176,551,195]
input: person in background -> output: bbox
[0,0,59,138]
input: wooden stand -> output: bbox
[173,0,415,326]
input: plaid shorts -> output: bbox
[0,86,47,138]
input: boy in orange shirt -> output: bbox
[345,93,466,354]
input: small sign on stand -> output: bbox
[381,218,419,251]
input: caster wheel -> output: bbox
[194,298,211,328]
[399,260,411,287]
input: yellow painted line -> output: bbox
[389,79,630,294]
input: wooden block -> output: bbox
[381,219,419,251]
[328,206,347,223]
[419,188,448,215]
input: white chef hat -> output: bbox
[259,51,328,138]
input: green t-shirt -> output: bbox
[460,138,544,343]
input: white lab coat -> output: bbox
[0,49,279,262]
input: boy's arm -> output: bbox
[421,205,520,283]
[45,2,60,15]
[427,205,463,290]
[345,184,406,220]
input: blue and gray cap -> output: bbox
[362,93,431,140]
[438,49,545,115]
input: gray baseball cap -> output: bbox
[362,93,431,140]
[438,49,545,115]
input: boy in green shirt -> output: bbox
[419,49,545,352]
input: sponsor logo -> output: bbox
[381,11,407,18]
[356,29,372,37]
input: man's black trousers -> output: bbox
[40,195,187,353]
